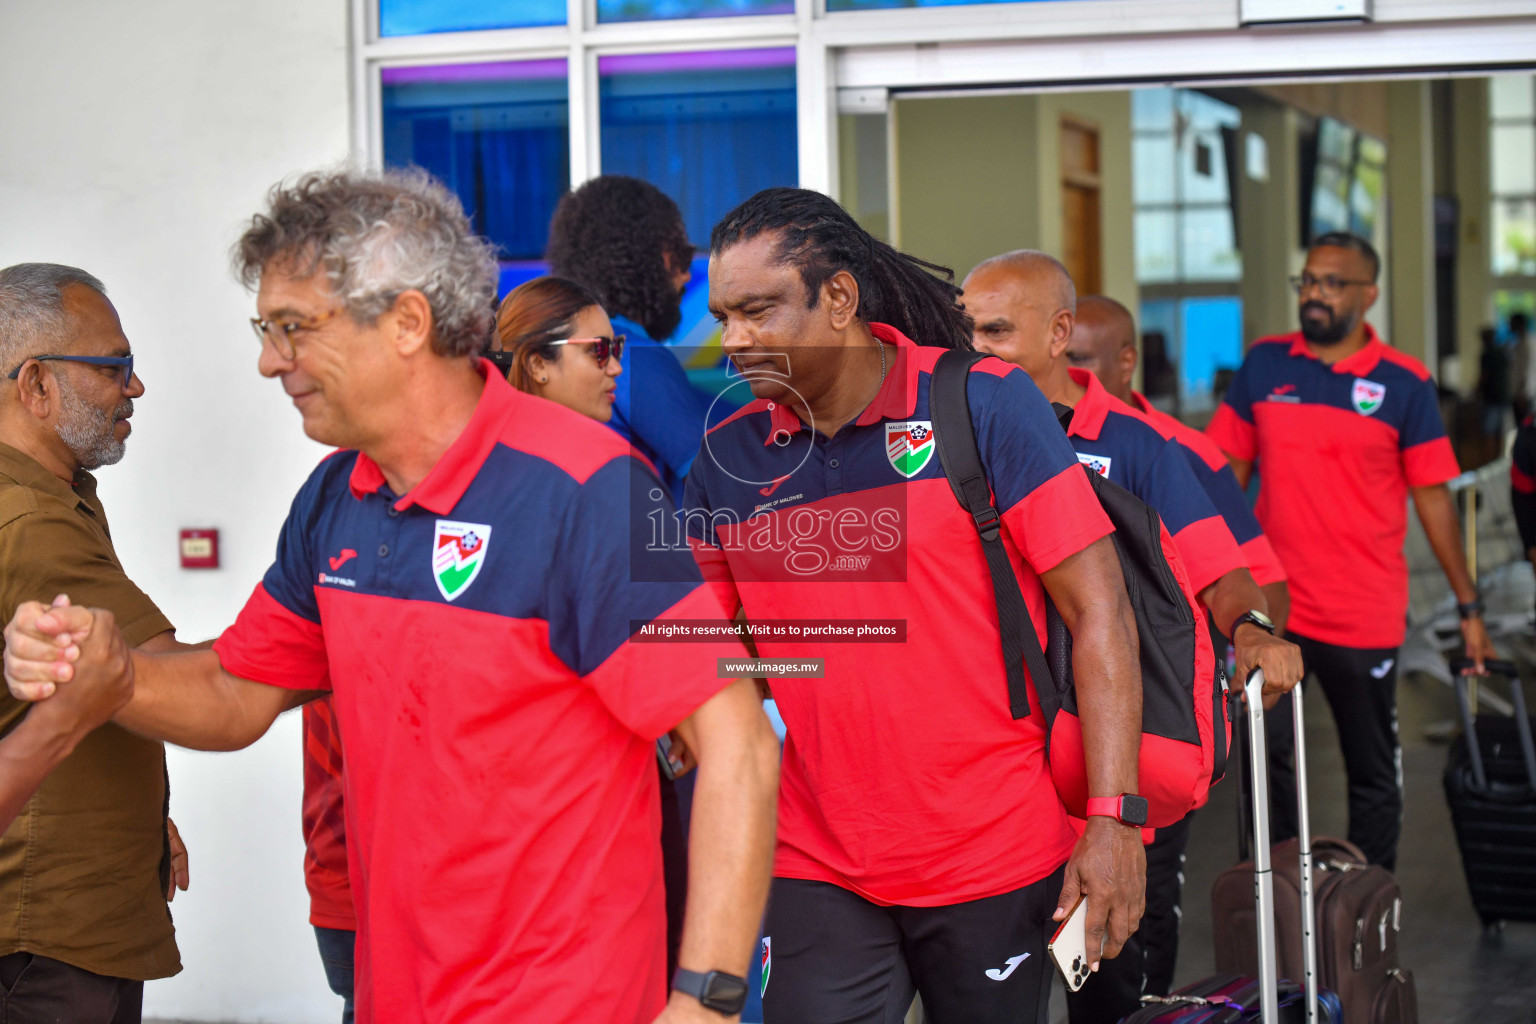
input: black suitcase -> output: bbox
[1443,656,1536,927]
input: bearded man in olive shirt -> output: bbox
[0,264,190,1023]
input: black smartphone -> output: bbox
[656,735,680,780]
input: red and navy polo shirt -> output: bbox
[1206,328,1460,649]
[1127,391,1287,588]
[683,322,1113,907]
[1066,369,1245,596]
[212,365,741,1024]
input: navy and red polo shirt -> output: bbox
[1206,328,1460,649]
[1066,369,1245,597]
[212,365,742,1024]
[1126,391,1287,588]
[683,323,1113,907]
[1511,416,1536,553]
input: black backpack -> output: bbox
[928,349,1226,826]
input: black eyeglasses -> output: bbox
[7,354,135,384]
[1288,274,1373,298]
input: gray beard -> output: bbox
[54,371,128,470]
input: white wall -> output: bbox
[0,1,351,1020]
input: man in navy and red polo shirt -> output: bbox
[1068,295,1290,631]
[1063,293,1295,1004]
[963,251,1303,1021]
[1206,232,1494,871]
[2,170,779,1024]
[692,188,1147,1024]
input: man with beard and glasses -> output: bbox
[0,263,194,1023]
[1206,233,1496,872]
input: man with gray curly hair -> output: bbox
[1,170,779,1024]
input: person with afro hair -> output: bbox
[547,176,711,506]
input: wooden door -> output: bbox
[1060,118,1102,296]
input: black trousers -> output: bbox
[660,767,688,980]
[1063,812,1194,1024]
[0,953,142,1024]
[1265,633,1402,871]
[763,868,1064,1024]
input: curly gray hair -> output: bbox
[233,168,498,358]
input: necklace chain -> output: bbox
[877,339,887,386]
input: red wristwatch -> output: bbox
[1086,794,1149,827]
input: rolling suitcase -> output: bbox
[1443,655,1536,927]
[1124,673,1341,1024]
[1442,476,1536,927]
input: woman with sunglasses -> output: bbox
[490,277,624,421]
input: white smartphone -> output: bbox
[1047,894,1097,993]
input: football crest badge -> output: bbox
[1076,452,1113,478]
[433,520,492,602]
[886,421,936,478]
[1352,378,1385,416]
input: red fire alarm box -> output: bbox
[179,529,219,569]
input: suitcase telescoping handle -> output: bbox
[1449,657,1536,793]
[1242,670,1321,1024]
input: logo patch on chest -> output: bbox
[886,420,936,478]
[432,520,492,602]
[1076,452,1112,478]
[1352,378,1386,416]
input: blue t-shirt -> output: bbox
[607,314,712,507]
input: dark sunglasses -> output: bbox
[486,336,627,375]
[6,354,135,383]
[548,335,626,367]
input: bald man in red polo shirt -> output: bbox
[1206,232,1495,872]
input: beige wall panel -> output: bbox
[892,93,1041,281]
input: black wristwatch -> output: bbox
[672,968,749,1016]
[1230,609,1275,640]
[1458,597,1485,620]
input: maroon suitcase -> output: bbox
[1132,671,1339,1024]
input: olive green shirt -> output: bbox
[0,442,179,981]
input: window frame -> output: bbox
[351,0,1536,218]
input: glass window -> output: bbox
[1180,208,1241,282]
[599,49,798,248]
[1350,136,1386,239]
[1132,135,1175,205]
[1493,198,1536,277]
[1493,124,1536,195]
[1492,75,1536,121]
[1132,87,1241,284]
[1489,75,1536,282]
[1132,89,1174,133]
[382,61,570,261]
[828,0,1074,9]
[379,0,565,36]
[1134,210,1178,284]
[598,0,792,23]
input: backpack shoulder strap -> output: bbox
[929,349,1051,721]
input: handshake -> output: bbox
[3,595,135,744]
